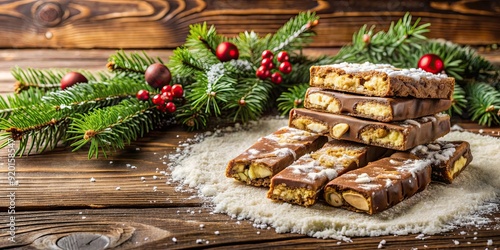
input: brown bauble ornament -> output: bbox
[145,63,172,89]
[417,54,444,74]
[216,42,239,62]
[60,72,88,90]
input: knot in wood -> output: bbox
[35,2,63,27]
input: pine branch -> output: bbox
[107,50,162,74]
[67,99,165,159]
[224,78,274,122]
[466,83,500,126]
[12,67,100,93]
[168,47,206,80]
[268,11,319,53]
[184,23,222,67]
[447,84,467,116]
[277,83,308,115]
[0,88,46,119]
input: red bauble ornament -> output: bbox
[216,42,239,62]
[276,51,290,63]
[165,102,176,113]
[171,84,184,98]
[136,89,149,101]
[279,61,292,74]
[60,72,88,90]
[256,66,271,80]
[145,63,171,89]
[261,50,274,60]
[417,54,444,74]
[271,72,283,85]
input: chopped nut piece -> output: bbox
[342,191,370,211]
[331,123,349,138]
[326,191,343,207]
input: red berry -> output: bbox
[145,63,171,89]
[161,85,172,94]
[256,66,270,80]
[152,94,165,106]
[276,51,290,62]
[165,102,176,113]
[279,61,292,74]
[171,84,184,98]
[136,89,149,101]
[261,50,274,60]
[238,99,246,106]
[60,72,88,90]
[261,58,274,69]
[161,91,173,102]
[216,42,239,62]
[271,72,283,84]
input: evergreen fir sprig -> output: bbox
[0,104,72,156]
[269,11,319,53]
[107,50,162,74]
[466,83,500,126]
[12,67,100,93]
[334,13,430,68]
[68,99,164,159]
[447,84,468,116]
[277,83,308,115]
[0,88,46,119]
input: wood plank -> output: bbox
[2,208,499,249]
[0,0,498,49]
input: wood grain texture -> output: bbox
[0,0,498,49]
[0,49,499,249]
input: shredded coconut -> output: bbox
[169,118,500,241]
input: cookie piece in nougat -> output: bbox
[304,87,452,122]
[289,108,450,151]
[323,154,432,215]
[225,127,328,187]
[267,140,389,207]
[407,141,473,183]
[309,62,454,99]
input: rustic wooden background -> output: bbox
[0,0,499,49]
[1,0,500,249]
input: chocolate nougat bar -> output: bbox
[323,154,432,214]
[309,62,455,99]
[267,141,389,207]
[304,87,452,122]
[225,127,328,187]
[408,141,473,183]
[289,108,450,151]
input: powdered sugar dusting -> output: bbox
[329,62,449,80]
[169,118,499,240]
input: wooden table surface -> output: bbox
[0,49,499,249]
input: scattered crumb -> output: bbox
[141,177,146,181]
[131,166,137,169]
[377,239,386,249]
[109,161,113,164]
[116,187,121,190]
[136,147,140,151]
[199,224,205,228]
[172,237,177,243]
[236,221,241,225]
[256,231,260,235]
[452,240,460,245]
[78,212,82,215]
[424,245,428,248]
[206,241,209,244]
[474,237,478,240]
[337,242,341,245]
[196,239,203,244]
[214,231,220,235]
[81,216,86,219]
[487,239,493,246]
[460,231,467,235]
[153,175,158,180]
[126,164,131,167]
[153,186,158,192]
[474,232,478,235]
[90,177,96,182]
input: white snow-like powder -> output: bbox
[169,118,500,241]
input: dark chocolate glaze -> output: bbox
[225,127,328,187]
[289,108,451,151]
[305,87,452,122]
[409,141,473,184]
[324,155,432,214]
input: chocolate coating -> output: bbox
[289,108,451,151]
[304,87,452,122]
[324,155,432,214]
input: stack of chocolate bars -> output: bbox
[226,62,473,215]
